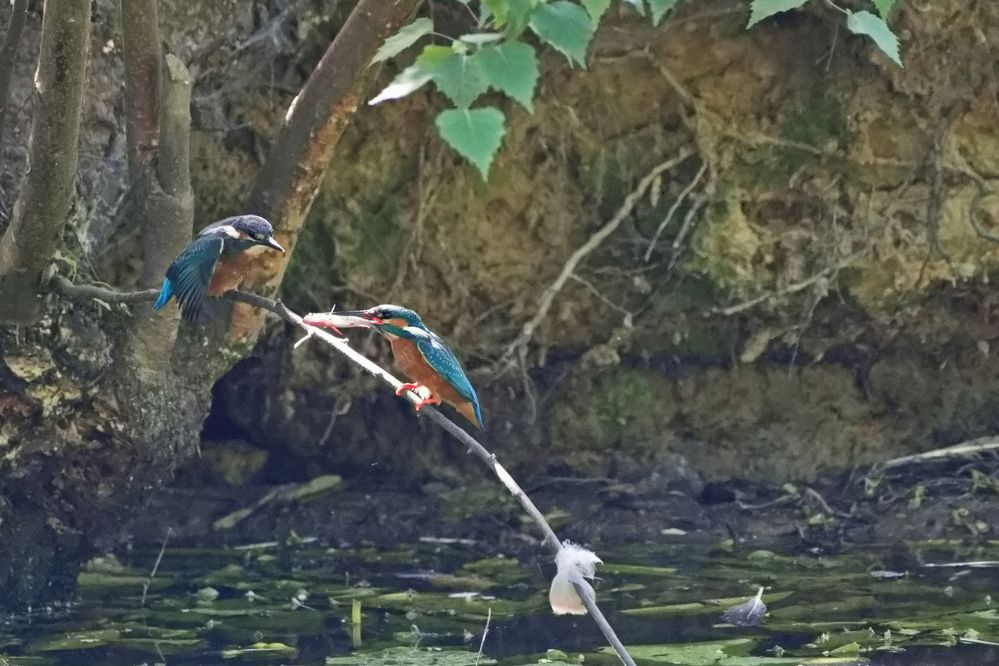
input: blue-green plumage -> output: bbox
[408,327,483,427]
[328,304,484,428]
[153,215,284,323]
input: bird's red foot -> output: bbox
[413,395,442,412]
[394,382,425,397]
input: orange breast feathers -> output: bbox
[389,337,480,426]
[207,251,255,297]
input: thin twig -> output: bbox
[644,161,706,262]
[474,607,491,666]
[667,191,709,271]
[880,436,999,470]
[141,527,173,608]
[51,275,161,304]
[500,149,695,366]
[712,250,865,316]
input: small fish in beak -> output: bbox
[301,311,370,336]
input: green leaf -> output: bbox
[369,62,432,105]
[418,44,457,67]
[846,10,902,66]
[649,0,680,25]
[476,41,540,111]
[873,0,897,18]
[746,0,809,28]
[435,107,507,179]
[373,17,433,63]
[482,0,507,26]
[529,1,594,67]
[582,0,612,23]
[505,0,539,38]
[428,52,488,108]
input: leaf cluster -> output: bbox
[371,0,905,179]
[749,0,902,66]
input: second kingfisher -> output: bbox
[153,214,285,323]
[305,305,484,429]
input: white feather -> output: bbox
[549,542,602,615]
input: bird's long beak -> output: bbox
[263,236,285,252]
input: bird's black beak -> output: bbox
[262,236,285,252]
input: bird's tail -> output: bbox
[459,400,485,430]
[153,278,173,311]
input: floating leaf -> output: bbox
[327,647,496,665]
[476,41,540,111]
[434,107,507,179]
[529,1,594,67]
[746,0,809,28]
[873,0,897,18]
[649,0,680,25]
[429,52,488,108]
[721,586,768,627]
[582,0,612,23]
[29,629,122,653]
[846,10,902,67]
[373,18,433,63]
[603,638,867,664]
[221,642,298,660]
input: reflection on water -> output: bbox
[1,538,997,664]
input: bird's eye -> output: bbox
[252,232,265,241]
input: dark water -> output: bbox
[1,538,998,665]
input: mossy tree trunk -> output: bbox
[0,0,418,608]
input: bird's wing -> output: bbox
[165,234,224,322]
[406,327,479,405]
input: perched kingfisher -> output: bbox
[304,305,484,429]
[153,215,285,323]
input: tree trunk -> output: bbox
[0,0,91,323]
[0,0,423,610]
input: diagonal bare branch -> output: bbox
[229,0,422,341]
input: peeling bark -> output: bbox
[230,0,422,340]
[0,0,91,323]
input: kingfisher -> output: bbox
[304,305,484,429]
[153,214,285,323]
